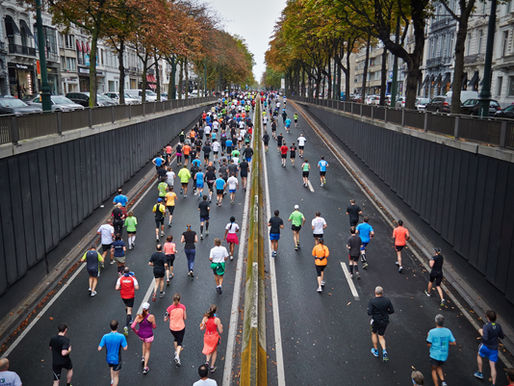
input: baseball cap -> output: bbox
[142,302,150,310]
[157,198,163,202]
[434,247,441,253]
[294,204,299,209]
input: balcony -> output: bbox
[8,43,36,57]
[464,53,485,65]
[493,53,514,70]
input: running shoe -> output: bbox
[395,261,399,266]
[356,272,361,280]
[166,279,170,286]
[205,230,209,236]
[160,232,165,237]
[159,291,165,298]
[230,255,234,261]
[110,260,115,265]
[168,224,172,228]
[321,281,325,287]
[216,287,221,294]
[91,291,97,297]
[123,326,128,336]
[424,290,431,297]
[175,356,181,367]
[370,348,379,358]
[141,357,145,367]
[143,367,150,375]
[200,234,204,240]
[440,299,446,307]
[209,366,217,373]
[152,293,157,302]
[473,371,484,380]
[382,351,389,362]
[190,271,194,277]
[362,262,369,269]
[441,382,447,386]
[350,273,353,278]
[317,286,322,293]
[88,288,91,295]
[271,251,277,258]
[398,266,403,273]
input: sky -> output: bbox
[206,0,287,83]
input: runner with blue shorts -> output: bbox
[356,217,374,269]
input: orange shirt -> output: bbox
[167,303,186,331]
[190,130,196,139]
[312,244,329,266]
[392,226,409,246]
[163,241,176,255]
[183,144,191,155]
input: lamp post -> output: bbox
[35,0,51,111]
[479,0,497,118]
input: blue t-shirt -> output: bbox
[196,172,204,184]
[192,159,201,168]
[99,332,127,365]
[215,178,226,190]
[206,116,211,124]
[226,139,233,148]
[356,222,374,243]
[112,240,125,257]
[318,160,328,172]
[427,327,455,361]
[285,118,291,127]
[154,157,164,167]
[113,194,128,207]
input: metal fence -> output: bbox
[0,96,216,145]
[293,96,514,149]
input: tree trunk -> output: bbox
[184,57,189,99]
[346,37,355,100]
[154,53,161,101]
[301,69,305,97]
[327,58,332,99]
[379,47,388,105]
[118,39,125,104]
[361,33,371,99]
[178,59,183,99]
[89,29,99,107]
[141,52,148,103]
[451,19,469,113]
[169,56,177,99]
[336,54,342,100]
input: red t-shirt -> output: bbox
[117,275,138,299]
[280,145,288,155]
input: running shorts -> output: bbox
[108,362,122,371]
[217,189,224,195]
[313,233,323,239]
[122,297,134,308]
[200,216,209,222]
[302,171,309,177]
[281,154,287,159]
[395,245,405,251]
[360,242,369,251]
[167,206,175,215]
[349,254,359,262]
[430,358,446,367]
[155,218,164,228]
[229,189,236,194]
[101,244,112,254]
[315,265,326,276]
[429,273,443,286]
[87,269,99,278]
[478,343,499,363]
[299,146,304,150]
[196,182,204,189]
[290,153,296,158]
[171,328,185,346]
[291,225,301,232]
[114,256,126,264]
[52,362,72,380]
[320,171,326,176]
[166,254,175,267]
[269,233,280,241]
[153,270,165,279]
[371,320,389,336]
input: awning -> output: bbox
[19,19,33,38]
[148,83,157,90]
[146,74,156,84]
[468,71,479,88]
[4,15,20,35]
[76,40,82,52]
[81,41,86,54]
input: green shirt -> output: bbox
[302,163,310,172]
[231,149,240,157]
[124,216,137,232]
[289,210,305,227]
[158,182,168,197]
[177,168,191,183]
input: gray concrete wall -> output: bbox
[0,105,207,295]
[300,103,514,303]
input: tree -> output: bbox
[262,66,283,90]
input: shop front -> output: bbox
[8,62,35,99]
[78,67,89,91]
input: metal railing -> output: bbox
[293,96,514,150]
[8,43,36,56]
[0,96,216,145]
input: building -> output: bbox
[0,13,8,95]
[491,1,514,106]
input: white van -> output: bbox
[445,90,478,104]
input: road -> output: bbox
[262,99,507,385]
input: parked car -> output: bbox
[0,96,42,115]
[445,90,479,104]
[460,98,501,116]
[395,96,406,109]
[27,95,84,112]
[65,92,116,107]
[125,89,157,102]
[160,92,168,101]
[415,97,430,111]
[364,95,380,105]
[495,104,514,118]
[104,92,140,105]
[425,96,451,113]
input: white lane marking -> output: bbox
[340,262,360,301]
[261,107,286,386]
[222,108,256,386]
[307,180,315,193]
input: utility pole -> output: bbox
[479,0,497,118]
[35,0,51,111]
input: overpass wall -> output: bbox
[0,105,206,295]
[300,103,514,303]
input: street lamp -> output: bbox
[35,0,51,111]
[478,0,497,118]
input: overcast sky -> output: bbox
[207,0,286,83]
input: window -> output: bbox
[508,76,514,96]
[502,30,509,57]
[65,34,74,49]
[466,33,471,55]
[496,77,503,96]
[478,30,484,54]
[66,57,76,71]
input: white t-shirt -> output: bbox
[297,136,306,146]
[212,142,221,152]
[204,126,211,135]
[193,379,218,386]
[263,116,268,124]
[213,121,219,130]
[0,370,22,386]
[232,156,240,164]
[311,217,327,234]
[239,129,246,139]
[209,246,229,263]
[97,224,114,245]
[166,171,175,185]
[227,176,238,190]
[239,121,244,129]
[225,222,240,234]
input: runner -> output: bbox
[317,156,329,187]
[193,365,217,386]
[289,142,297,166]
[392,219,410,273]
[424,248,445,306]
[164,186,177,228]
[209,238,229,294]
[346,199,362,227]
[80,245,103,296]
[242,144,254,163]
[239,158,249,190]
[312,238,329,293]
[181,224,198,277]
[293,112,299,127]
[115,266,139,335]
[97,320,128,386]
[288,204,306,251]
[198,195,210,240]
[224,216,240,260]
[175,143,183,166]
[148,244,167,301]
[474,310,505,385]
[200,305,223,373]
[157,179,168,200]
[130,302,156,375]
[152,198,166,241]
[111,234,127,275]
[271,119,277,139]
[0,359,21,386]
[179,130,185,144]
[165,143,173,164]
[205,167,216,202]
[163,235,176,284]
[311,211,327,244]
[277,133,283,153]
[427,314,456,386]
[268,209,284,258]
[182,142,191,166]
[49,323,73,386]
[346,227,362,279]
[368,286,394,362]
[152,154,165,172]
[165,293,187,367]
[356,217,374,269]
[301,159,310,187]
[124,211,137,250]
[280,141,288,167]
[177,165,191,197]
[214,175,226,207]
[113,188,128,208]
[111,203,125,236]
[262,130,270,152]
[285,116,291,134]
[297,134,306,158]
[212,139,221,161]
[97,219,114,265]
[195,168,205,198]
[227,174,238,203]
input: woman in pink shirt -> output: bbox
[163,235,176,284]
[164,293,186,366]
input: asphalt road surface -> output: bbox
[262,100,507,385]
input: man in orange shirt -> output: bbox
[182,143,191,166]
[312,238,329,293]
[392,219,410,273]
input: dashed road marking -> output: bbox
[340,262,360,300]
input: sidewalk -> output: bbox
[294,100,514,365]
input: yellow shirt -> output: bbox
[165,191,177,206]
